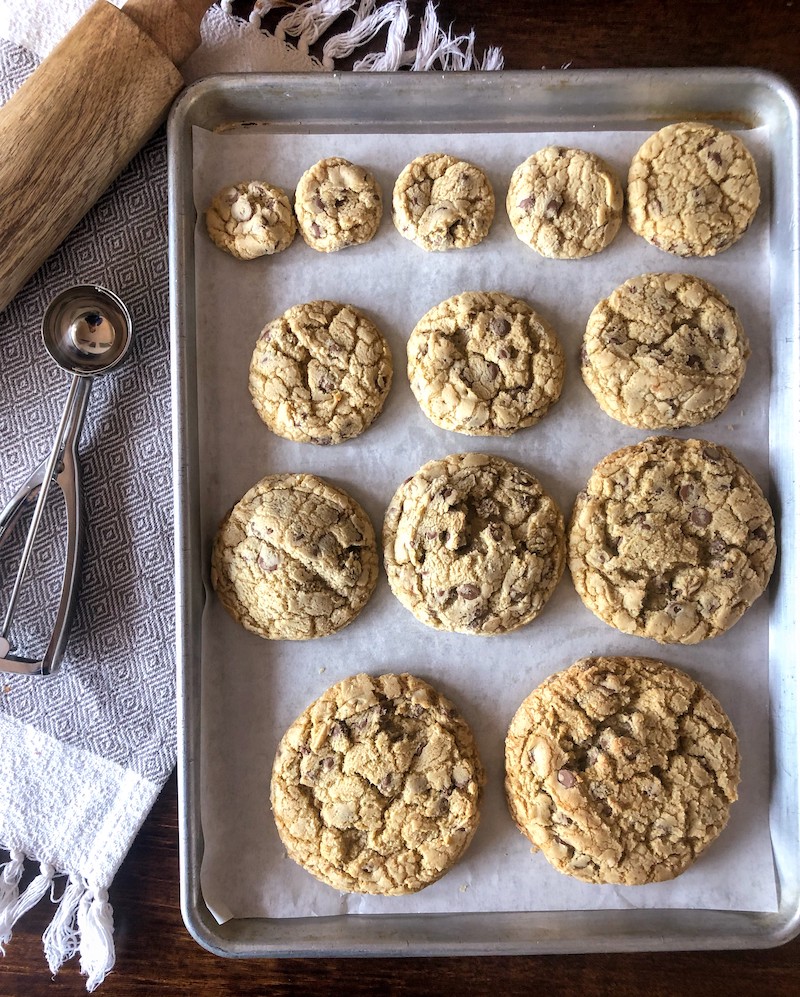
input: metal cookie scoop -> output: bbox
[0,285,132,675]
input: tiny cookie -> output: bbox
[211,473,378,640]
[581,272,749,429]
[383,452,565,635]
[506,147,623,259]
[295,157,382,252]
[568,437,776,644]
[271,672,485,895]
[407,291,565,436]
[392,153,495,251]
[627,121,760,257]
[505,656,740,885]
[205,180,296,260]
[249,300,392,445]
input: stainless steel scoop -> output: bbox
[0,285,132,675]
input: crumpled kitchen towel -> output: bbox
[0,0,500,990]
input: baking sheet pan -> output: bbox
[168,69,800,956]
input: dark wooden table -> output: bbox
[3,1,799,994]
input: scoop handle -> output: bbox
[0,0,211,313]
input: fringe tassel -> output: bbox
[0,861,54,953]
[0,850,25,926]
[43,876,84,974]
[274,0,357,56]
[77,887,115,993]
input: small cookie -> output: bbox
[627,122,760,257]
[506,147,623,259]
[205,180,296,260]
[568,437,776,644]
[383,452,565,635]
[294,157,382,252]
[271,672,485,895]
[249,301,392,445]
[505,656,740,885]
[392,153,495,251]
[211,473,378,640]
[581,273,749,428]
[407,291,565,436]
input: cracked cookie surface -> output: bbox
[581,273,749,429]
[205,180,296,260]
[295,157,382,252]
[211,473,378,640]
[504,655,740,885]
[249,300,392,445]
[568,437,776,644]
[383,453,565,635]
[271,672,485,895]
[627,122,760,257]
[506,147,623,259]
[407,291,565,436]
[392,153,495,251]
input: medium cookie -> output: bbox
[211,473,378,640]
[505,656,740,885]
[392,153,495,251]
[506,147,623,259]
[581,273,750,428]
[294,157,382,252]
[627,122,760,257]
[249,300,393,445]
[271,672,485,895]
[205,180,296,260]
[568,437,776,644]
[407,291,565,436]
[383,453,565,635]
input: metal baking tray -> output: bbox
[168,69,800,957]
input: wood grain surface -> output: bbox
[2,1,799,994]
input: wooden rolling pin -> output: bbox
[0,0,212,313]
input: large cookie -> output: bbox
[383,453,565,635]
[506,146,623,259]
[568,437,776,644]
[271,672,485,895]
[205,180,296,260]
[392,153,495,251]
[581,273,749,428]
[294,157,382,252]
[627,122,760,257]
[407,291,565,436]
[505,656,740,885]
[249,300,393,446]
[211,473,378,640]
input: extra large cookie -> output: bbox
[249,301,393,445]
[383,453,565,635]
[627,122,760,257]
[581,273,749,428]
[506,147,623,259]
[407,291,565,436]
[271,672,485,895]
[568,437,776,644]
[205,180,296,260]
[211,473,378,640]
[392,153,495,251]
[294,157,382,252]
[505,656,740,885]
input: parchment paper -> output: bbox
[190,123,777,922]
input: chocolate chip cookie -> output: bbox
[211,473,378,640]
[392,153,495,251]
[581,273,750,428]
[383,453,565,635]
[294,157,382,252]
[505,655,740,885]
[627,122,760,257]
[407,291,565,436]
[506,147,623,259]
[271,672,485,895]
[568,437,776,644]
[205,180,296,260]
[249,300,393,445]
